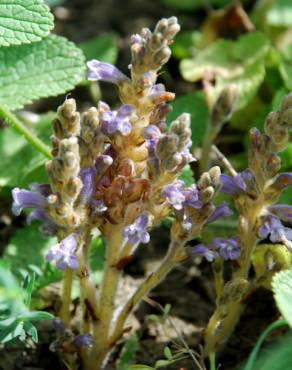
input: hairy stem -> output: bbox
[87,225,125,370]
[59,268,74,327]
[204,212,258,354]
[0,105,52,159]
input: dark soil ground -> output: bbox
[0,0,286,369]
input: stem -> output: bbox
[59,268,73,327]
[88,225,125,370]
[209,352,216,370]
[204,214,258,354]
[211,145,237,177]
[110,239,187,347]
[0,105,52,159]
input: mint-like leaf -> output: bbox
[180,32,270,110]
[272,269,292,328]
[0,0,54,47]
[0,35,85,110]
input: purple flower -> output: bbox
[268,204,292,223]
[191,244,218,262]
[92,199,108,214]
[80,167,97,202]
[124,213,150,245]
[206,202,233,224]
[46,234,79,270]
[162,181,185,210]
[87,60,128,84]
[220,173,247,196]
[183,185,202,208]
[258,216,292,245]
[52,318,66,333]
[162,181,202,210]
[74,334,93,348]
[144,125,161,151]
[212,237,241,260]
[100,105,133,136]
[27,209,57,235]
[12,187,47,216]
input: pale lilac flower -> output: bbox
[100,105,133,136]
[74,334,93,348]
[162,180,185,210]
[268,204,292,223]
[92,199,108,214]
[220,173,247,196]
[12,187,47,216]
[183,185,202,208]
[80,167,97,202]
[258,216,292,244]
[144,125,161,151]
[87,60,128,84]
[124,213,150,245]
[206,202,233,224]
[27,209,57,235]
[212,237,241,260]
[46,234,79,270]
[191,244,218,262]
[52,318,66,333]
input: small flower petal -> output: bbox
[87,60,128,84]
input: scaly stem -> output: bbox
[110,239,187,347]
[0,105,52,159]
[59,268,74,327]
[204,212,258,354]
[88,225,125,370]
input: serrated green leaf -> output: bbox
[80,33,118,64]
[0,0,54,47]
[171,31,202,59]
[272,269,292,328]
[117,333,140,370]
[180,32,270,110]
[267,0,292,26]
[279,46,292,90]
[0,35,85,110]
[167,91,208,147]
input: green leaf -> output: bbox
[23,272,35,307]
[155,359,172,368]
[0,0,54,47]
[267,0,292,26]
[0,112,52,188]
[180,32,270,110]
[0,35,85,110]
[163,347,173,361]
[279,46,292,90]
[20,310,53,321]
[80,33,118,64]
[272,269,292,328]
[0,319,24,343]
[117,333,140,370]
[23,321,38,342]
[167,91,208,147]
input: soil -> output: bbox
[0,0,286,369]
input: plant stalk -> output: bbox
[0,105,52,159]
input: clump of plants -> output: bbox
[1,2,292,370]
